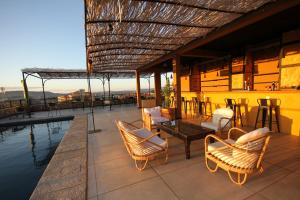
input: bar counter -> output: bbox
[182,90,300,136]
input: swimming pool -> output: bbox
[0,120,71,200]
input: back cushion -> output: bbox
[236,127,269,144]
[150,106,161,117]
[212,108,233,127]
[143,108,152,115]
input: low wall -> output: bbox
[182,91,300,136]
[30,115,88,199]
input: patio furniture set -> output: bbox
[116,102,272,185]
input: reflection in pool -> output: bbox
[0,121,70,200]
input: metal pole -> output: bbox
[108,74,111,111]
[87,73,96,131]
[41,78,47,110]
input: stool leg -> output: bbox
[269,107,272,131]
[255,107,260,129]
[262,108,267,128]
[238,106,243,127]
[275,107,280,133]
[233,106,237,127]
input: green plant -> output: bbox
[161,77,173,107]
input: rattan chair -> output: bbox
[142,106,175,130]
[204,127,271,185]
[115,120,168,171]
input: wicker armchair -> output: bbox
[115,120,168,171]
[204,127,271,185]
[142,106,175,130]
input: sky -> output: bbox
[0,0,156,93]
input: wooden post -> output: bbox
[154,71,161,106]
[244,51,254,90]
[228,58,232,91]
[172,56,182,119]
[135,70,142,108]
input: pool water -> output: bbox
[0,121,71,200]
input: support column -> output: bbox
[154,72,161,106]
[172,56,182,119]
[41,79,47,109]
[135,70,142,108]
[22,72,30,107]
[107,74,111,111]
[244,51,254,90]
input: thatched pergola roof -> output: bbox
[85,0,275,72]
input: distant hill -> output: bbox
[0,88,153,101]
[0,91,65,100]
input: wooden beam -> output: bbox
[88,47,172,54]
[86,19,216,29]
[88,33,197,40]
[182,49,226,58]
[138,0,300,71]
[154,72,162,106]
[135,70,142,108]
[172,56,182,119]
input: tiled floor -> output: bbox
[85,106,300,200]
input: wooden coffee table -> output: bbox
[157,120,215,159]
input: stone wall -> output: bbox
[30,115,88,200]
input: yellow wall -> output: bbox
[181,91,300,136]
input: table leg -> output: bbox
[185,140,191,159]
[269,107,272,131]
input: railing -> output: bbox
[0,96,137,119]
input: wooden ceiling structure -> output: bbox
[84,0,300,73]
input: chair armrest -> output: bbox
[204,134,248,153]
[227,127,247,140]
[218,117,233,131]
[137,132,162,144]
[161,108,175,120]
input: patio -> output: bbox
[87,106,300,200]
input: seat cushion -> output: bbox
[151,116,169,125]
[207,139,235,152]
[201,122,219,131]
[132,128,167,148]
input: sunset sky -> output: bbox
[0,0,159,93]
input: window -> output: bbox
[280,43,300,89]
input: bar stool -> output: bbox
[255,98,280,132]
[192,97,198,114]
[225,98,243,127]
[203,97,212,116]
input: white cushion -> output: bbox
[132,128,167,148]
[150,106,161,117]
[201,122,219,131]
[151,116,169,125]
[143,106,161,117]
[212,108,233,128]
[236,127,269,144]
[207,139,235,152]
